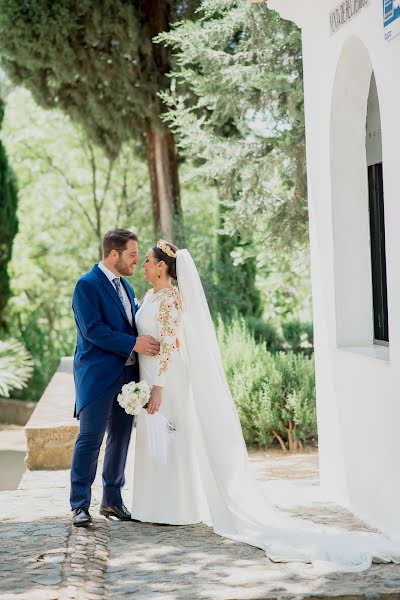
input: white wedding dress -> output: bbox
[132,250,400,574]
[132,286,207,524]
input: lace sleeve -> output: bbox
[153,288,183,387]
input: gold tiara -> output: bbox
[157,239,177,258]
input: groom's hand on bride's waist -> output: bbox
[133,335,160,356]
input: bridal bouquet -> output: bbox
[117,380,151,415]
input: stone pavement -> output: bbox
[2,439,400,599]
[0,426,26,492]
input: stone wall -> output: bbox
[25,357,78,470]
[0,398,36,426]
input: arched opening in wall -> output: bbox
[330,37,389,350]
[366,75,389,344]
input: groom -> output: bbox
[70,229,159,527]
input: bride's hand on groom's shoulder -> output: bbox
[147,386,162,414]
[133,335,160,356]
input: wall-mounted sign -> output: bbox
[383,0,400,41]
[329,0,368,35]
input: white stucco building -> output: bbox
[268,0,400,537]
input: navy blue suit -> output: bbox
[70,264,139,510]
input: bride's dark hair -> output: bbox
[152,241,178,280]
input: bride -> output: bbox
[131,239,400,573]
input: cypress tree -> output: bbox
[0,97,18,332]
[216,201,262,319]
[0,1,199,241]
[159,0,307,251]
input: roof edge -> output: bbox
[267,0,306,28]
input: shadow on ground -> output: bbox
[105,520,400,599]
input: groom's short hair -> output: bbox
[103,229,138,257]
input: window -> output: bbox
[366,74,389,345]
[367,163,389,343]
[331,54,389,352]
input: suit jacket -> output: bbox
[72,264,139,416]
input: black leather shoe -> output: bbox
[72,508,92,527]
[100,503,131,521]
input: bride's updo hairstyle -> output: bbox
[152,239,179,280]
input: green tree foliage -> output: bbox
[159,0,307,253]
[3,87,153,400]
[0,0,200,240]
[213,202,262,319]
[0,338,32,397]
[0,96,18,332]
[2,87,219,400]
[218,316,316,450]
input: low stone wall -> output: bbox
[0,398,36,425]
[25,357,78,470]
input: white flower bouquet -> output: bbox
[117,380,151,415]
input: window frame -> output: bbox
[367,161,389,345]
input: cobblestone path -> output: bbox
[2,446,400,599]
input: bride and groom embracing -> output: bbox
[70,228,400,574]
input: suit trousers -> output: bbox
[70,365,136,510]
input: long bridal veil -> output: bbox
[176,249,400,573]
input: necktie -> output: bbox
[113,277,136,366]
[113,277,125,309]
[114,277,132,324]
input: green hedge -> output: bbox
[246,316,314,355]
[218,316,316,450]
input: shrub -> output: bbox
[281,320,314,355]
[217,316,316,450]
[259,351,316,450]
[0,338,33,397]
[246,316,314,355]
[245,317,283,351]
[9,316,70,403]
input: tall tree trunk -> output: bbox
[141,0,183,243]
[145,118,182,242]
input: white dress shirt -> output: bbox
[98,262,136,365]
[98,262,133,326]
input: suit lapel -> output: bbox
[93,265,131,325]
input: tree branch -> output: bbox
[272,430,287,452]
